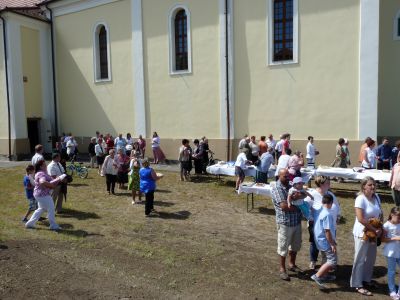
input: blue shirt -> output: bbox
[313,207,335,251]
[139,167,156,193]
[376,144,392,161]
[23,175,34,199]
[257,152,273,173]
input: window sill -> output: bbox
[268,60,298,67]
[94,78,112,84]
[169,70,192,76]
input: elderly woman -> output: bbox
[95,137,105,176]
[25,160,66,230]
[116,148,130,189]
[137,134,146,158]
[152,132,166,164]
[361,139,377,169]
[350,177,383,296]
[288,150,304,181]
[305,176,341,270]
[332,138,347,168]
[140,158,162,216]
[102,149,118,194]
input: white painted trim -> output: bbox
[267,0,298,66]
[93,22,112,83]
[132,0,146,137]
[359,0,379,140]
[393,10,400,41]
[219,0,234,139]
[48,0,120,17]
[168,4,192,75]
[3,16,27,139]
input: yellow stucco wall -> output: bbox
[233,0,360,140]
[54,0,133,137]
[378,2,400,138]
[0,26,8,139]
[142,0,220,138]
[20,26,42,118]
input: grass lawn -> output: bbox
[0,165,396,299]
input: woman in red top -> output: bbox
[105,134,115,154]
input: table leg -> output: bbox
[247,193,254,212]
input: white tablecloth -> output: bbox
[314,167,391,182]
[238,182,273,197]
[206,163,312,182]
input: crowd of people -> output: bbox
[19,131,400,298]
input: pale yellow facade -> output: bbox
[54,0,134,137]
[378,1,400,139]
[142,0,221,139]
[21,26,43,119]
[0,24,8,140]
[234,0,360,140]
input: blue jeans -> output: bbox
[387,257,400,293]
[308,221,319,262]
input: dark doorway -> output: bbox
[27,119,40,154]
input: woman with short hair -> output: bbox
[102,149,118,194]
[140,158,162,216]
[362,139,377,169]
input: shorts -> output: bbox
[320,248,338,267]
[27,197,38,211]
[277,223,302,257]
[235,166,245,179]
[96,156,105,165]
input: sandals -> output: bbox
[356,288,373,296]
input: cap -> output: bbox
[292,177,303,185]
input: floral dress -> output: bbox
[128,159,140,191]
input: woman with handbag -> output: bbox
[350,176,383,296]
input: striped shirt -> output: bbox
[271,180,302,226]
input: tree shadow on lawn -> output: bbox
[190,175,222,184]
[57,208,101,220]
[294,264,387,295]
[148,210,191,220]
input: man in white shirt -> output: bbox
[275,148,292,179]
[47,153,66,213]
[238,134,249,151]
[31,144,44,165]
[249,136,260,163]
[66,136,78,161]
[275,135,284,161]
[306,136,319,168]
[234,150,251,190]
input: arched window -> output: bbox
[268,0,298,65]
[169,5,192,74]
[394,10,400,40]
[93,22,111,82]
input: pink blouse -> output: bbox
[34,171,60,198]
[391,163,400,191]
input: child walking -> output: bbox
[287,177,313,220]
[382,207,400,300]
[22,165,37,222]
[311,194,337,289]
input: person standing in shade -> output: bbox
[88,137,97,168]
[271,168,304,281]
[95,137,105,176]
[137,134,146,158]
[47,153,66,214]
[31,144,44,165]
[102,149,118,195]
[376,137,392,170]
[192,139,202,175]
[140,158,162,217]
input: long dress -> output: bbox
[128,159,140,191]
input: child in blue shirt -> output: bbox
[311,193,337,289]
[22,164,37,223]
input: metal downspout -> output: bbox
[224,0,231,162]
[0,15,12,161]
[45,5,59,141]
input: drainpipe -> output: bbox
[224,0,231,162]
[0,15,12,161]
[45,5,59,142]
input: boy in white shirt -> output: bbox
[234,149,251,190]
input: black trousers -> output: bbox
[106,174,117,193]
[377,160,390,170]
[145,191,155,215]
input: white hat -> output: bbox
[125,144,133,151]
[292,177,303,185]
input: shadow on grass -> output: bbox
[190,175,221,184]
[57,208,100,220]
[134,200,175,207]
[57,223,104,238]
[157,189,172,193]
[0,244,8,250]
[148,210,191,220]
[257,207,275,215]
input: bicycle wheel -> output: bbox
[77,167,88,179]
[66,165,75,176]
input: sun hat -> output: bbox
[292,177,303,185]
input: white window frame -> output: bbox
[93,22,112,83]
[168,4,192,75]
[393,10,400,41]
[267,0,299,66]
